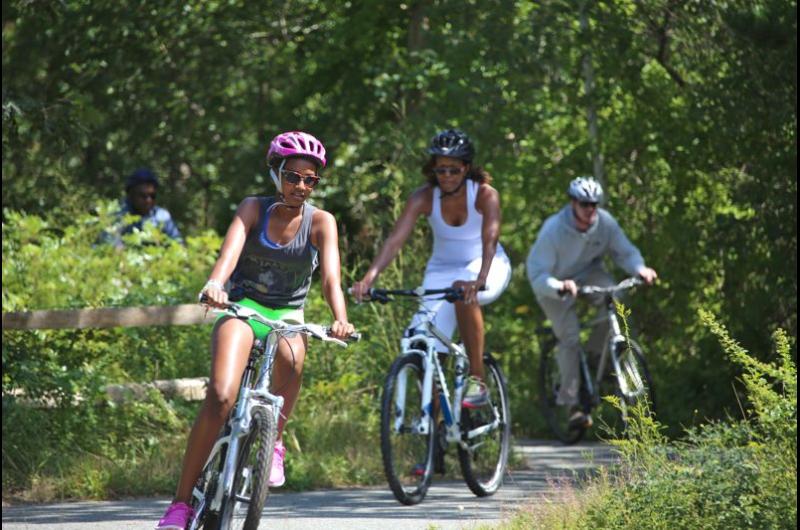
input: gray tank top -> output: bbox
[229,197,319,308]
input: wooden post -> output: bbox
[2,304,216,330]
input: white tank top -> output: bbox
[427,179,484,265]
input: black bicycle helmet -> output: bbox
[428,128,475,162]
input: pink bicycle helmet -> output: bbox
[267,131,327,168]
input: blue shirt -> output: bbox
[103,199,184,247]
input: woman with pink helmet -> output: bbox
[156,131,355,530]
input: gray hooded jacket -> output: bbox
[526,205,645,300]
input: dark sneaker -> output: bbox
[568,408,593,430]
[462,376,489,409]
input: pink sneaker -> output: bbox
[269,440,286,487]
[155,501,193,530]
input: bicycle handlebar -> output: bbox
[199,296,361,346]
[348,285,486,304]
[577,276,644,296]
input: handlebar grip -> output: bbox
[325,329,362,342]
[198,293,232,309]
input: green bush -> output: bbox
[502,312,796,530]
[2,206,221,499]
[1,206,417,499]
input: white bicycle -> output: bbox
[189,298,359,530]
[361,286,511,505]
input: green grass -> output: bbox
[496,314,797,530]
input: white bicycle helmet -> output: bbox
[568,176,603,203]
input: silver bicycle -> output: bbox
[189,299,358,530]
[538,277,656,444]
[362,286,511,505]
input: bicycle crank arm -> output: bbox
[464,418,501,440]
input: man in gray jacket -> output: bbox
[526,176,657,429]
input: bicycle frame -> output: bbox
[189,329,285,529]
[579,278,649,406]
[189,303,355,530]
[396,307,501,449]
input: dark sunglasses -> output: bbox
[578,201,598,209]
[433,166,465,176]
[137,192,157,200]
[281,169,320,188]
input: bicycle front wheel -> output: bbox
[457,353,511,497]
[218,406,277,530]
[190,432,225,530]
[613,339,656,428]
[539,340,585,444]
[381,354,435,505]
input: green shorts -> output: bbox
[216,297,304,341]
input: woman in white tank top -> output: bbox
[351,129,511,408]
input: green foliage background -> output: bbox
[2,0,797,500]
[502,315,797,529]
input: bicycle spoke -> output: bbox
[381,355,434,505]
[458,355,510,497]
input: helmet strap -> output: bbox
[269,159,285,189]
[270,159,303,210]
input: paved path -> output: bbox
[2,440,617,530]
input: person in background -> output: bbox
[525,176,657,430]
[351,128,512,410]
[103,168,183,248]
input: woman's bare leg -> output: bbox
[455,301,485,379]
[270,334,308,441]
[173,317,253,502]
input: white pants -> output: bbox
[408,248,512,351]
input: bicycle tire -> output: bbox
[612,339,656,431]
[380,354,435,505]
[457,353,511,497]
[538,338,586,444]
[190,425,227,530]
[218,406,277,530]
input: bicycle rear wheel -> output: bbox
[381,354,435,505]
[219,406,277,530]
[457,353,511,496]
[538,340,586,444]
